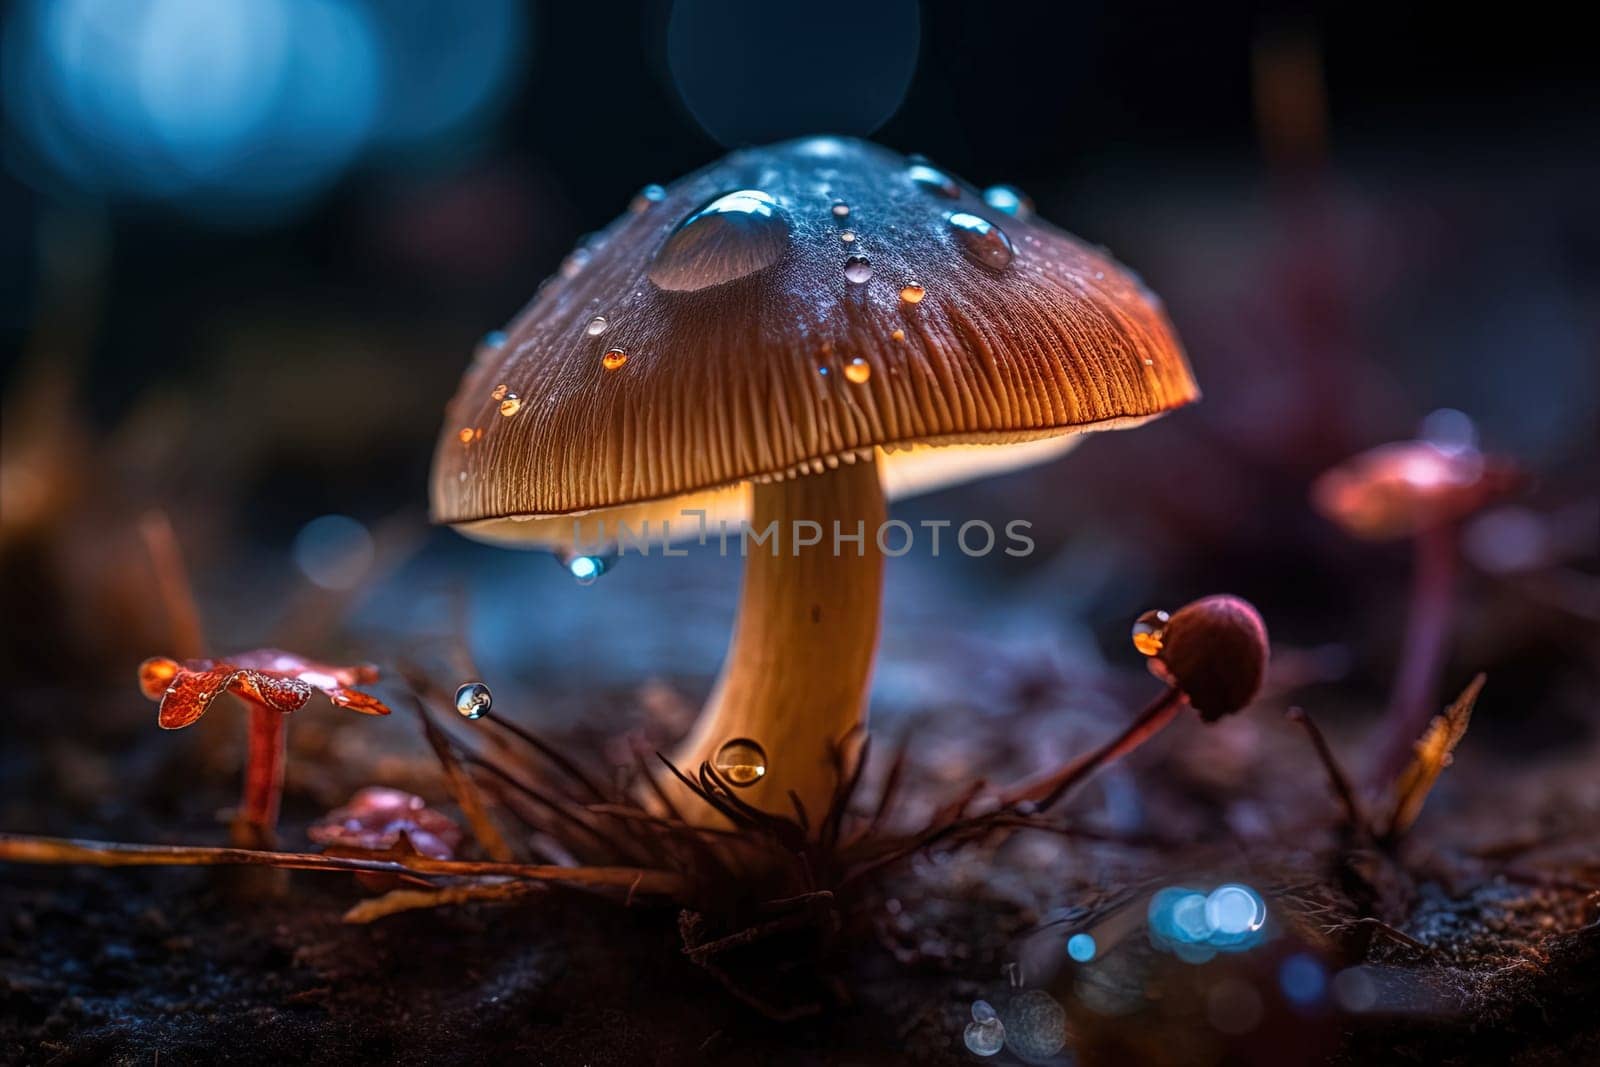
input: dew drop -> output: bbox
[457,427,474,445]
[843,254,873,284]
[983,184,1034,219]
[946,212,1015,270]
[1131,609,1170,656]
[907,162,961,199]
[585,316,609,337]
[601,348,628,371]
[454,682,492,720]
[891,329,905,342]
[899,282,925,304]
[831,200,850,218]
[559,247,591,278]
[648,190,789,291]
[963,1018,1005,1057]
[499,395,522,417]
[713,738,767,787]
[559,551,612,585]
[839,229,856,244]
[971,1000,997,1023]
[629,183,666,213]
[844,357,871,383]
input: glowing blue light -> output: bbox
[1066,933,1096,962]
[363,0,524,153]
[1279,954,1327,1006]
[1205,884,1267,936]
[483,330,508,349]
[1148,883,1269,961]
[568,555,601,581]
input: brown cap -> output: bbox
[431,138,1197,545]
[1311,440,1518,541]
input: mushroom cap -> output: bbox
[1311,440,1518,541]
[431,137,1197,546]
[1155,594,1269,721]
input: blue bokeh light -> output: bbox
[1,0,524,222]
[1148,882,1269,960]
[1066,933,1097,962]
[1279,953,1328,1007]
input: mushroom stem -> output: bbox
[1373,520,1457,784]
[233,707,287,849]
[671,455,885,829]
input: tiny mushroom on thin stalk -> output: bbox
[1005,595,1270,811]
[429,138,1198,828]
[1310,413,1517,783]
[138,650,391,849]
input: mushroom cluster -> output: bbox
[430,137,1198,826]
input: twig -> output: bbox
[343,881,544,923]
[412,697,515,862]
[1285,706,1367,830]
[0,832,684,895]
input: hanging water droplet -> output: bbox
[559,550,612,585]
[454,682,493,720]
[839,229,856,244]
[899,282,925,304]
[907,163,961,199]
[629,184,666,212]
[983,184,1034,219]
[498,394,522,417]
[831,200,851,218]
[946,212,1015,270]
[491,383,508,401]
[844,357,871,383]
[585,316,609,337]
[601,348,628,371]
[713,738,767,787]
[963,1018,1005,1057]
[843,254,873,284]
[1132,609,1170,657]
[648,190,789,292]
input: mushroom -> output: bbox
[139,650,391,849]
[1311,421,1516,781]
[430,138,1197,826]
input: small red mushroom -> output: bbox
[308,786,462,861]
[138,650,391,849]
[1311,419,1517,782]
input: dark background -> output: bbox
[2,0,1596,745]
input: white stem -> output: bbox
[669,455,885,829]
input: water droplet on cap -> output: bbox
[1131,609,1170,656]
[498,395,522,416]
[602,348,628,371]
[713,738,767,786]
[490,383,509,401]
[844,357,871,383]
[899,282,925,304]
[983,184,1034,219]
[843,254,873,284]
[907,163,961,199]
[648,190,789,292]
[831,200,851,218]
[629,184,666,212]
[946,212,1015,270]
[454,682,492,720]
[839,229,856,244]
[585,316,609,337]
